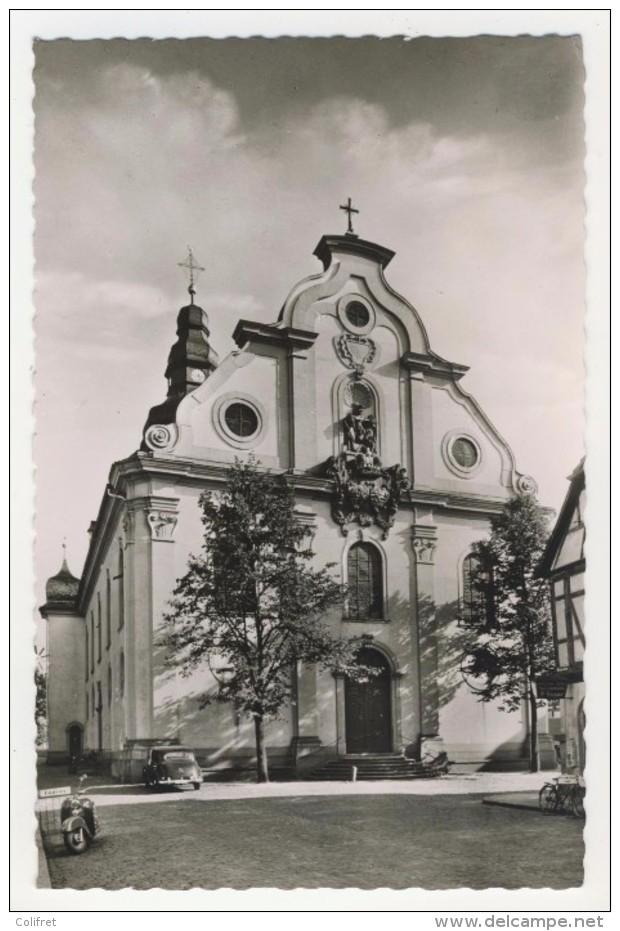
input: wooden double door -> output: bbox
[344,648,392,754]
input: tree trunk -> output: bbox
[528,687,540,773]
[254,714,269,783]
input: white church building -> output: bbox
[41,226,547,779]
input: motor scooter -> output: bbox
[60,774,100,854]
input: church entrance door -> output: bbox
[344,648,392,754]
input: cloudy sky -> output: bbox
[33,35,586,595]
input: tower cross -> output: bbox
[178,247,205,304]
[339,197,359,235]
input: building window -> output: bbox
[117,548,125,630]
[345,301,370,329]
[442,431,482,478]
[91,684,95,717]
[224,402,258,438]
[90,614,94,673]
[551,571,585,670]
[337,294,376,334]
[85,628,89,681]
[107,665,112,706]
[119,650,125,697]
[460,553,494,628]
[96,593,102,662]
[347,542,383,619]
[106,571,111,648]
[452,437,478,469]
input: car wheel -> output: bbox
[193,782,201,790]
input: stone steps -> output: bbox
[308,753,449,781]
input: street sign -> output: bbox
[38,786,70,798]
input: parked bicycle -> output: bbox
[539,775,585,819]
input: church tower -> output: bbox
[40,552,84,762]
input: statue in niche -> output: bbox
[342,403,365,452]
[324,400,410,537]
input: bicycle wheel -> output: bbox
[539,784,558,814]
[569,786,585,819]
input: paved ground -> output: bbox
[38,771,584,891]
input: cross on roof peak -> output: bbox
[178,247,205,304]
[339,197,359,236]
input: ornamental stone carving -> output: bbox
[147,510,178,540]
[325,452,410,539]
[144,423,178,452]
[335,334,377,376]
[516,474,538,496]
[411,525,438,565]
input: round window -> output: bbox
[345,301,370,329]
[451,437,479,469]
[224,402,259,438]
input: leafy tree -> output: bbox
[462,493,555,772]
[162,457,372,782]
[35,647,47,747]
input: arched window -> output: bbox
[106,570,111,648]
[461,553,493,628]
[347,542,383,620]
[119,650,125,698]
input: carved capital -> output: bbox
[411,524,438,565]
[129,495,180,541]
[147,510,178,541]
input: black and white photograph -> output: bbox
[11,9,610,913]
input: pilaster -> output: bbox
[411,522,441,740]
[124,495,179,740]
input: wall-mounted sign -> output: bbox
[535,675,569,700]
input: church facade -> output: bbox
[41,230,543,777]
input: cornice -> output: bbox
[232,320,318,353]
[313,234,395,271]
[76,452,516,610]
[40,602,83,620]
[401,351,469,381]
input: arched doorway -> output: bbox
[345,647,392,753]
[67,723,83,758]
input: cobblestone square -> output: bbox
[42,787,584,891]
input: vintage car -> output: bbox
[143,746,202,790]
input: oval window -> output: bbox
[345,301,370,328]
[224,402,259,438]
